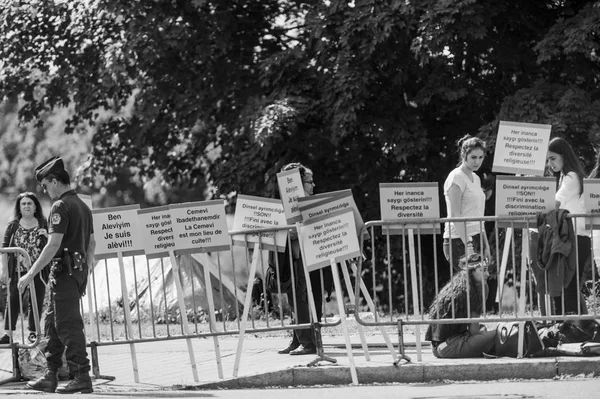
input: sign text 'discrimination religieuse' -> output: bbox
[92,205,145,259]
[495,176,555,227]
[231,195,288,252]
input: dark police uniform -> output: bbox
[45,189,93,374]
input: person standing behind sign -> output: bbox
[17,156,96,394]
[545,137,590,316]
[443,135,491,271]
[267,162,330,356]
[0,192,49,344]
[425,253,496,358]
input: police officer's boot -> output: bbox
[55,372,93,394]
[26,369,58,393]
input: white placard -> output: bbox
[277,168,306,224]
[492,121,551,176]
[298,191,365,238]
[92,205,145,259]
[169,200,230,254]
[495,176,555,227]
[297,189,352,210]
[299,209,361,272]
[137,206,175,258]
[584,178,600,228]
[231,195,288,252]
[379,182,440,234]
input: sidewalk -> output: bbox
[1,333,600,394]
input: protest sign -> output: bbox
[92,205,145,259]
[584,179,600,228]
[495,176,555,227]
[297,189,352,210]
[169,200,230,254]
[299,209,361,272]
[276,168,305,224]
[299,191,365,238]
[137,206,175,258]
[231,195,288,252]
[492,121,551,176]
[379,183,440,234]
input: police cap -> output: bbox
[35,156,65,182]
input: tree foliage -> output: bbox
[2,0,600,309]
[2,0,599,206]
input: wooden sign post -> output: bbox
[231,195,287,377]
[298,209,362,385]
[379,182,441,362]
[169,200,231,380]
[92,205,145,382]
[491,121,552,358]
[299,190,392,361]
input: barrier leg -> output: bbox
[295,222,336,367]
[306,321,337,366]
[0,343,23,386]
[396,320,411,364]
[90,342,115,381]
[302,264,336,367]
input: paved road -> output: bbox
[2,377,600,398]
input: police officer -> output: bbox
[18,156,96,394]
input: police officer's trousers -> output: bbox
[45,269,90,374]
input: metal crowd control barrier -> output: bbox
[354,214,600,363]
[83,225,355,382]
[0,247,41,386]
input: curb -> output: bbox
[191,357,599,389]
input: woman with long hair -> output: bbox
[425,253,495,358]
[546,137,590,316]
[443,135,491,271]
[0,192,49,344]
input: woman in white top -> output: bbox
[546,137,590,315]
[443,135,491,272]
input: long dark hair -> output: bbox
[548,137,585,196]
[456,135,486,167]
[12,192,46,226]
[427,269,485,320]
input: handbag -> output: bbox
[494,321,545,357]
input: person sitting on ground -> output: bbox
[425,253,496,358]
